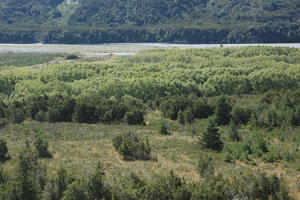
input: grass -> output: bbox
[1,111,299,190]
[0,52,65,67]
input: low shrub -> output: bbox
[0,139,9,162]
[158,121,170,135]
[66,54,79,60]
[123,110,144,125]
[112,132,151,161]
[34,136,52,158]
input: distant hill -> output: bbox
[0,0,300,43]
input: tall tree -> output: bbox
[200,117,223,151]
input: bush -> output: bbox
[262,152,282,163]
[227,134,269,162]
[66,54,79,60]
[192,99,214,119]
[0,118,8,129]
[178,109,194,125]
[34,136,52,158]
[197,155,214,177]
[143,171,192,200]
[62,179,88,200]
[123,110,144,125]
[158,121,170,135]
[0,139,9,162]
[112,132,151,161]
[215,96,232,125]
[231,105,252,124]
[228,119,241,141]
[87,162,111,200]
[112,172,146,200]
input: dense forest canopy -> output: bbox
[0,0,300,43]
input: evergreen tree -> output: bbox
[16,144,45,200]
[215,96,232,125]
[228,119,241,141]
[87,162,111,200]
[0,139,9,162]
[200,117,223,151]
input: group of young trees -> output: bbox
[0,95,146,125]
[0,138,291,200]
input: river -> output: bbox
[0,43,300,55]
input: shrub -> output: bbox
[0,118,8,129]
[112,132,151,161]
[143,171,192,200]
[112,172,145,200]
[197,155,214,177]
[34,136,52,158]
[231,105,252,124]
[291,105,300,126]
[62,179,88,200]
[228,135,269,162]
[66,54,79,60]
[228,119,241,141]
[200,117,223,151]
[178,109,193,125]
[87,162,111,200]
[215,96,232,125]
[192,99,214,119]
[123,110,144,125]
[0,139,9,162]
[158,121,170,135]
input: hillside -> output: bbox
[0,0,300,43]
[0,46,299,199]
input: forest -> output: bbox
[0,0,300,43]
[0,46,299,199]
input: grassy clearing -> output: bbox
[1,110,299,193]
[0,52,65,67]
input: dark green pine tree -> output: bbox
[201,117,223,151]
[215,96,232,125]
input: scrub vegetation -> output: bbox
[0,46,299,199]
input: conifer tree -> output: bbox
[201,117,223,151]
[215,96,232,125]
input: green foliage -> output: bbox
[158,121,170,135]
[62,179,88,200]
[34,135,52,158]
[159,95,213,123]
[200,117,223,151]
[87,162,111,200]
[197,155,214,177]
[66,55,79,60]
[0,53,64,67]
[228,119,241,142]
[178,109,193,125]
[14,144,47,200]
[1,0,300,43]
[112,132,152,161]
[231,105,253,125]
[0,139,9,162]
[112,172,146,200]
[215,96,232,125]
[123,110,144,125]
[143,170,192,200]
[226,134,269,162]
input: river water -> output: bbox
[0,43,300,55]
